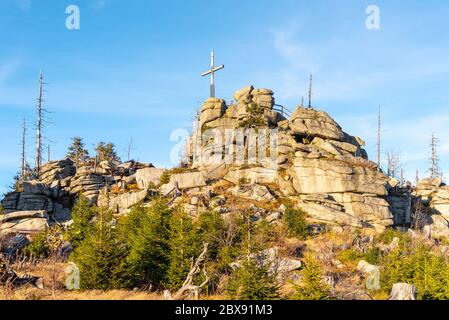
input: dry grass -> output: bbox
[0,258,164,300]
[0,288,163,300]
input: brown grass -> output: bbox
[0,259,164,300]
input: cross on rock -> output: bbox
[201,50,224,98]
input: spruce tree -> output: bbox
[95,142,120,162]
[67,196,97,248]
[292,255,330,300]
[166,208,202,291]
[71,208,129,290]
[120,201,172,287]
[226,259,280,300]
[66,137,89,167]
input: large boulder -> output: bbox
[291,157,388,196]
[98,189,148,214]
[289,107,345,141]
[135,167,165,189]
[430,185,449,220]
[424,215,449,240]
[22,180,51,196]
[39,159,75,185]
[0,217,48,235]
[169,172,207,190]
[199,98,226,126]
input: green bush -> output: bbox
[26,231,50,258]
[238,102,266,129]
[380,242,449,299]
[292,255,330,300]
[283,206,309,240]
[226,259,280,300]
[71,209,129,290]
[66,196,97,248]
[120,201,172,288]
[166,208,202,291]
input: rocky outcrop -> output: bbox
[0,211,48,235]
[415,180,449,240]
[98,189,149,214]
[430,185,449,220]
[184,86,405,233]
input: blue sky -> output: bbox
[1,0,449,194]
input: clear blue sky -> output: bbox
[1,0,449,195]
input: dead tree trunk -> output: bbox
[21,118,26,181]
[164,242,210,300]
[35,72,44,177]
[377,105,381,171]
[308,74,313,109]
[430,133,440,178]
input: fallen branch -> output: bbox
[164,242,209,300]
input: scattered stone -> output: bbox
[228,184,275,202]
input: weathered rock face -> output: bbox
[415,177,443,203]
[184,86,403,233]
[290,107,346,141]
[98,189,149,214]
[0,211,48,236]
[0,159,157,234]
[135,168,166,189]
[39,159,75,185]
[414,181,449,240]
[430,185,449,220]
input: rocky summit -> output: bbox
[2,85,444,239]
[1,85,449,301]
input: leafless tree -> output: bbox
[386,150,402,180]
[34,71,52,176]
[126,137,136,161]
[21,118,27,181]
[429,133,441,179]
[377,106,381,171]
[308,74,313,109]
[164,243,210,300]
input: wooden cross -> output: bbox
[201,50,224,98]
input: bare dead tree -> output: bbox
[34,71,53,176]
[415,169,419,187]
[429,133,441,179]
[386,150,401,179]
[21,118,26,181]
[35,71,44,176]
[400,168,405,187]
[126,137,135,161]
[164,242,210,300]
[377,105,381,171]
[307,74,313,109]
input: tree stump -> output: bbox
[389,283,417,300]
